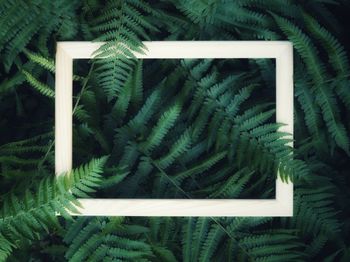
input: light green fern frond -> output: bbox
[0,157,107,258]
[92,0,156,100]
[24,49,55,73]
[22,70,55,98]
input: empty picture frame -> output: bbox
[55,41,293,216]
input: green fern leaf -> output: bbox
[142,103,181,153]
[273,14,349,153]
[22,70,55,98]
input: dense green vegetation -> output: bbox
[0,0,349,261]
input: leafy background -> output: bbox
[0,0,350,261]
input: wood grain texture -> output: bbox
[55,43,73,175]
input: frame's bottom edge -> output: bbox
[56,198,293,217]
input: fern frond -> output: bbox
[191,218,210,261]
[198,224,225,262]
[209,168,254,198]
[174,151,226,185]
[0,157,106,258]
[92,0,155,100]
[64,217,152,261]
[65,157,108,198]
[142,103,181,153]
[272,14,349,153]
[130,59,143,107]
[239,230,305,261]
[0,0,79,71]
[128,88,161,127]
[293,184,341,236]
[151,245,178,262]
[105,59,143,128]
[302,13,350,110]
[182,218,211,262]
[100,166,129,189]
[236,0,300,18]
[24,49,55,73]
[155,130,192,169]
[0,133,52,169]
[0,233,14,262]
[176,0,218,24]
[295,70,322,142]
[237,108,276,131]
[22,70,55,98]
[303,13,349,76]
[304,234,328,258]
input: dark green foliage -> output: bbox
[1,0,350,261]
[0,0,80,71]
[272,14,349,153]
[64,217,152,261]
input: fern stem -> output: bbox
[37,63,95,170]
[72,63,95,115]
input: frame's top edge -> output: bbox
[56,41,293,58]
[56,40,293,60]
[56,40,292,44]
[57,41,101,49]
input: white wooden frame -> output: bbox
[55,41,293,216]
